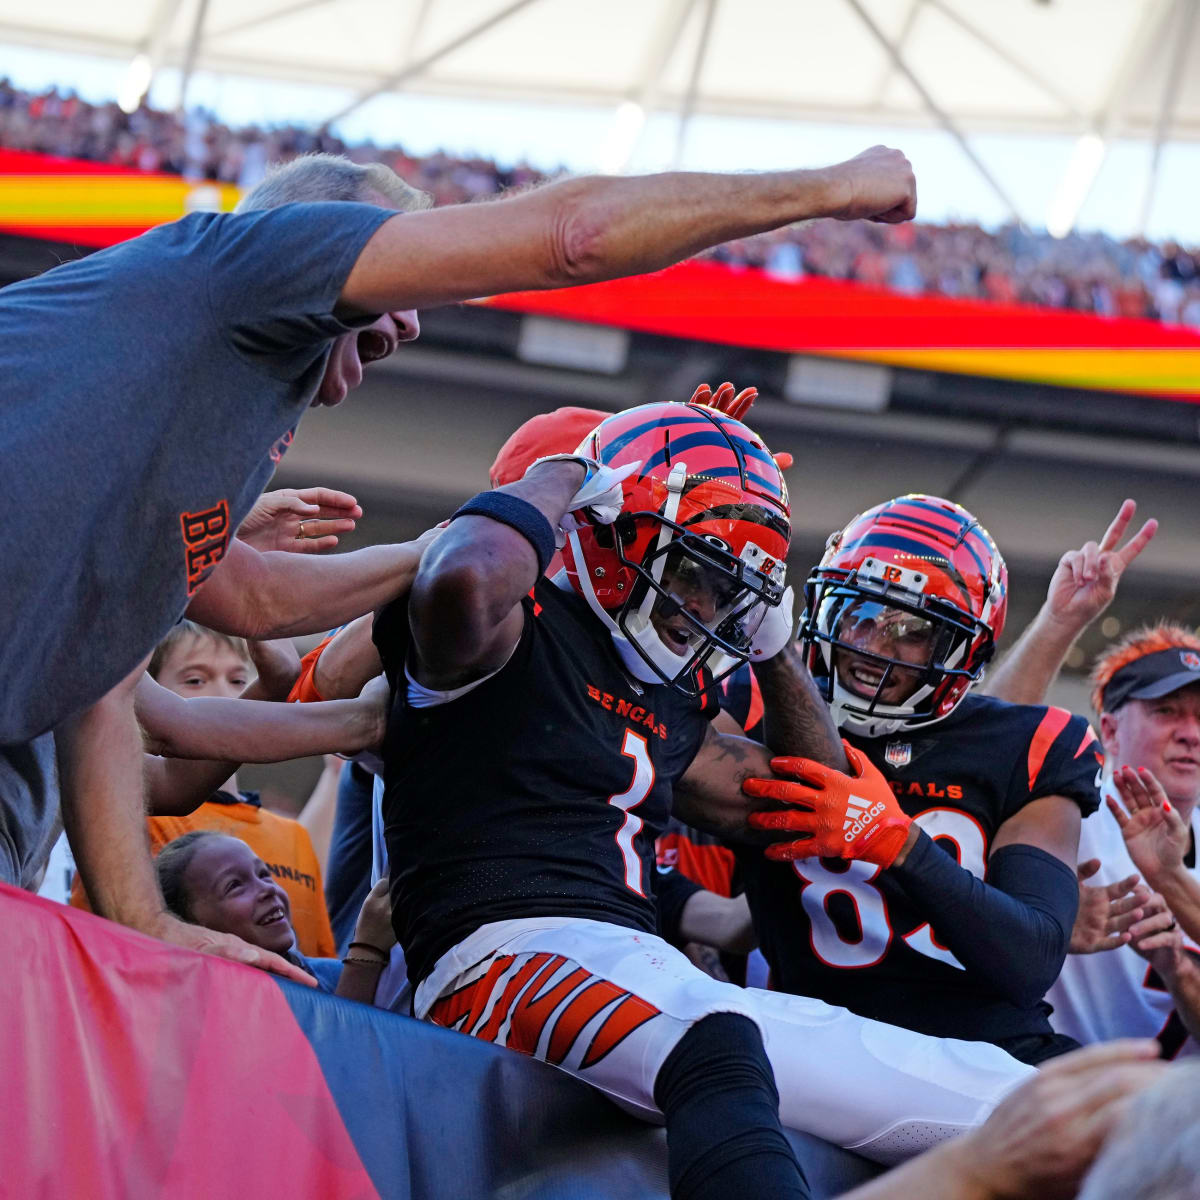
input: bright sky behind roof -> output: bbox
[4,41,1199,246]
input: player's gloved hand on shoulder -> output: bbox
[747,585,795,663]
[743,742,912,867]
[527,454,642,546]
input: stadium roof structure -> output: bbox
[1,0,1198,230]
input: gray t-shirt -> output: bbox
[0,201,394,745]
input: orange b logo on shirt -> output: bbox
[180,500,230,594]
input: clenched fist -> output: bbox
[823,145,917,225]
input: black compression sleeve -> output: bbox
[889,832,1079,1007]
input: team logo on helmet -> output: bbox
[561,401,790,694]
[1182,651,1200,671]
[799,494,1007,737]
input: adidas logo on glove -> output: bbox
[843,796,887,843]
[743,745,914,868]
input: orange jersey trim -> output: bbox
[1027,706,1072,792]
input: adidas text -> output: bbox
[844,801,887,842]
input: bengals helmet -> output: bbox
[561,401,790,693]
[799,495,1007,736]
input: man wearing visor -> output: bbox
[730,494,1103,1065]
[1044,627,1200,1056]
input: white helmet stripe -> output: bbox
[636,461,688,626]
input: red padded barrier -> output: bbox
[0,883,377,1199]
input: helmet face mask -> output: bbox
[614,511,785,691]
[562,403,790,694]
[800,499,1008,736]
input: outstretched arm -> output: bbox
[986,501,1156,705]
[339,147,916,314]
[142,635,311,816]
[135,673,386,767]
[310,615,383,701]
[186,531,436,640]
[57,662,313,985]
[1109,765,1200,945]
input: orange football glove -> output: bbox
[689,381,757,422]
[743,743,912,868]
[690,382,791,471]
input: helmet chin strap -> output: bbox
[564,527,671,685]
[567,464,695,686]
[631,462,688,627]
[619,463,694,681]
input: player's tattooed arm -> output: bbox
[674,646,846,842]
[752,642,848,771]
[672,722,781,842]
[409,459,586,690]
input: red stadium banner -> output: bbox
[2,148,1197,399]
[482,261,1200,402]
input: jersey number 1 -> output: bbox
[609,730,656,896]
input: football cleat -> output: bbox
[799,494,1007,736]
[561,401,791,693]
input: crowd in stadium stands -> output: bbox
[3,77,1199,328]
[8,125,1200,1196]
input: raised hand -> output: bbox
[824,145,917,225]
[1109,765,1190,886]
[690,382,758,422]
[1042,500,1157,635]
[688,381,792,469]
[1068,859,1152,954]
[237,486,363,554]
[1127,892,1182,969]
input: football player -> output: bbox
[733,495,1102,1065]
[374,404,1033,1197]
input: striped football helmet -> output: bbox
[561,401,790,693]
[799,494,1008,736]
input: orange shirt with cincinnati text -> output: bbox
[70,797,337,959]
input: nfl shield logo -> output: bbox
[1182,652,1200,671]
[885,741,912,768]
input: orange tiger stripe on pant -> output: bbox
[428,951,661,1070]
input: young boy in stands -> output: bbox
[73,622,337,957]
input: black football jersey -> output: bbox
[732,677,1102,1043]
[374,576,717,986]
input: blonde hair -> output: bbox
[1090,621,1200,714]
[236,152,432,214]
[148,620,251,681]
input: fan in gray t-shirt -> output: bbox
[0,141,922,977]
